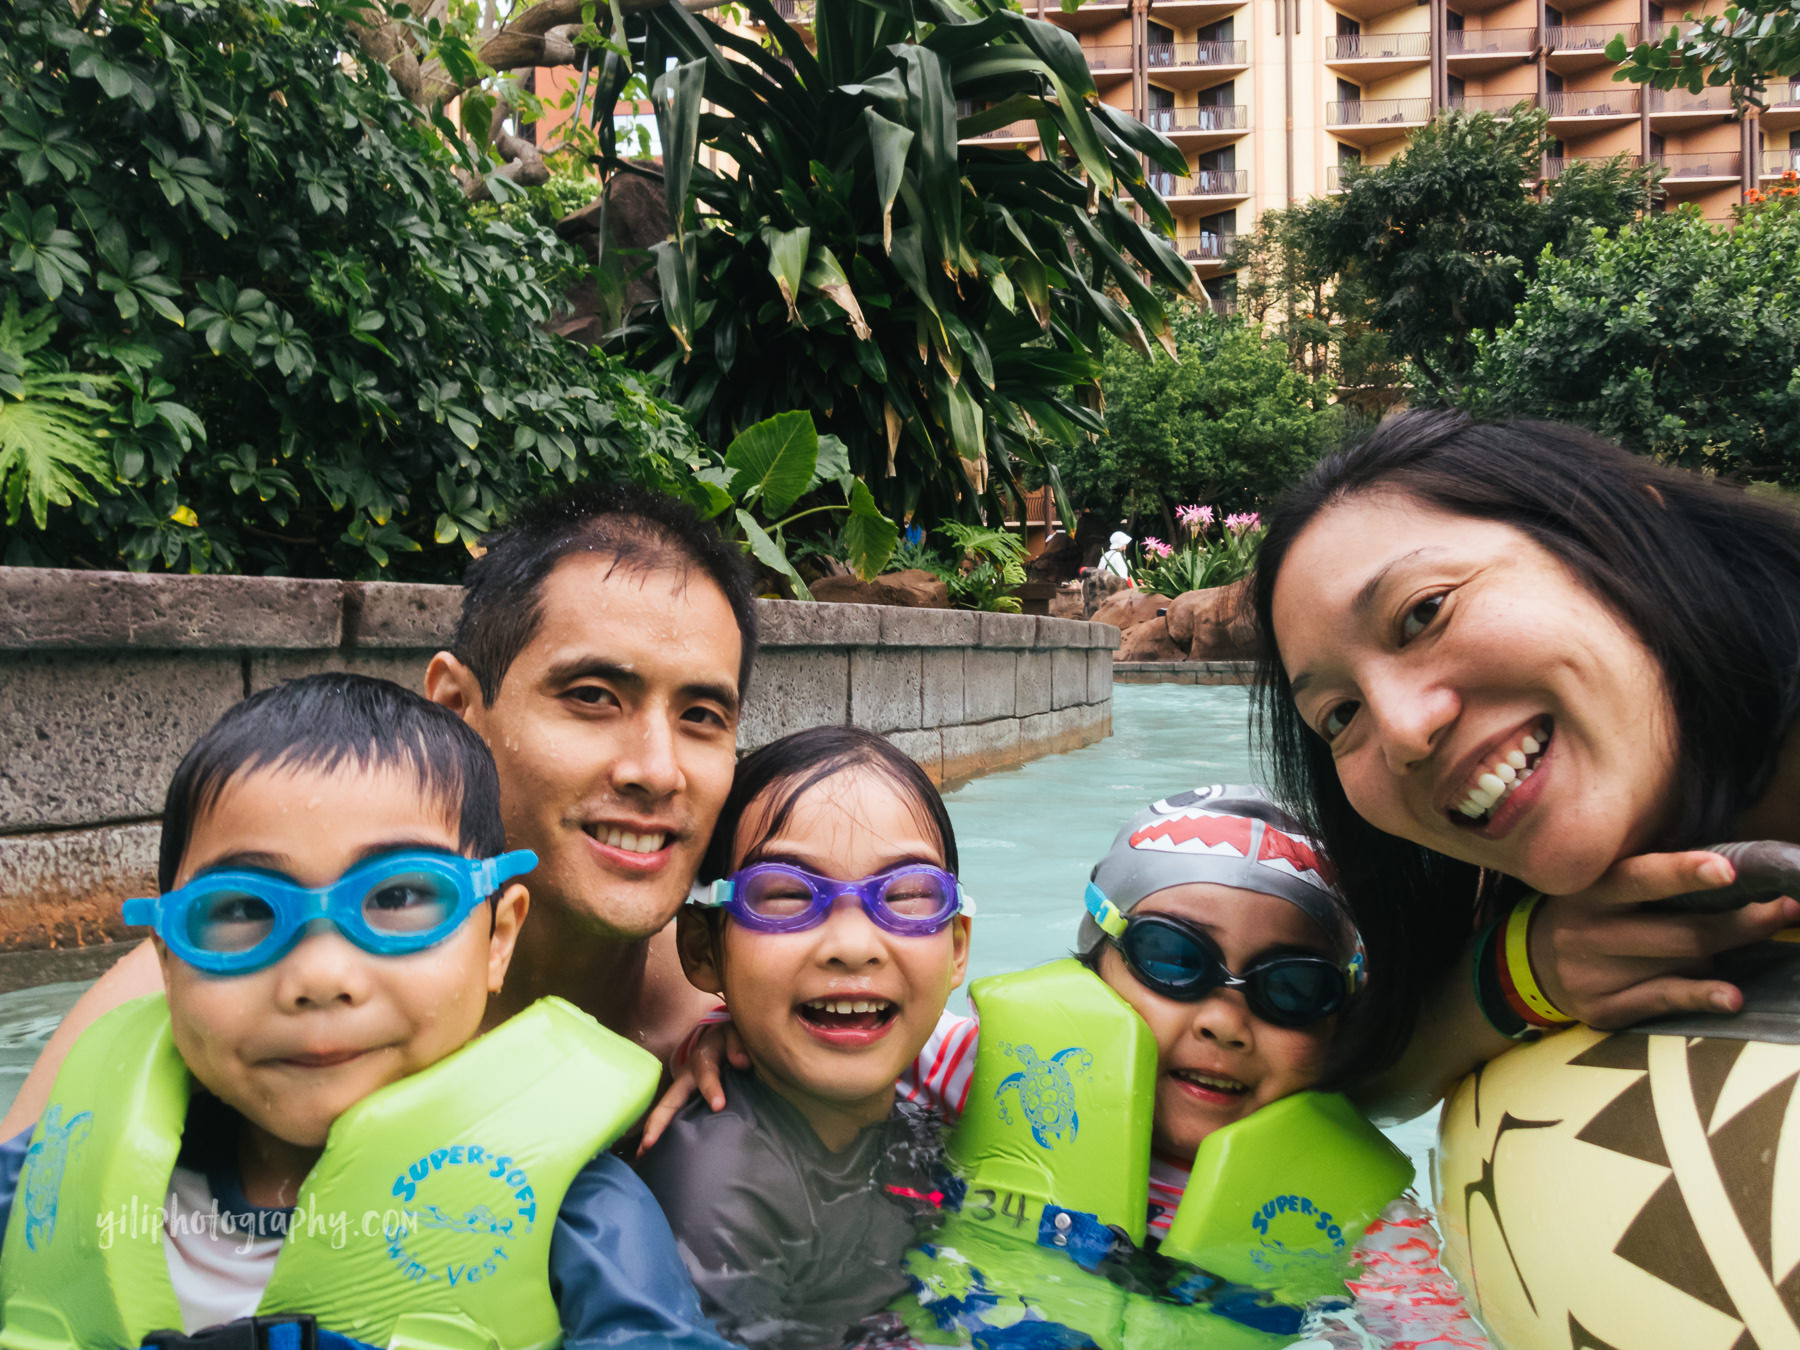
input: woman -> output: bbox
[1250,410,1800,1115]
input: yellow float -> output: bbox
[1435,842,1800,1350]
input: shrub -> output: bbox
[0,0,701,577]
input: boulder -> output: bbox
[810,569,950,609]
[1026,531,1083,582]
[1080,569,1131,618]
[1090,588,1168,633]
[1167,579,1263,661]
[1047,583,1084,620]
[1115,616,1185,662]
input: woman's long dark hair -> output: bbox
[1252,410,1800,1080]
[700,725,959,884]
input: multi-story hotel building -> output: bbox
[971,0,1798,298]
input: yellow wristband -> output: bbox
[1505,893,1576,1026]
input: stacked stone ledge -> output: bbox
[0,569,1115,955]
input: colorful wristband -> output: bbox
[1503,893,1577,1028]
[1471,916,1534,1040]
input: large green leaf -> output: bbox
[763,225,812,321]
[724,409,818,517]
[736,508,813,601]
[842,476,899,580]
[863,109,914,252]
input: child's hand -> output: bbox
[637,1021,748,1156]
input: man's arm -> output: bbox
[0,941,163,1139]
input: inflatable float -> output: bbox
[1436,841,1800,1350]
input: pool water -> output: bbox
[942,682,1441,1178]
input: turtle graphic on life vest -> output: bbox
[994,1041,1092,1150]
[21,1103,93,1251]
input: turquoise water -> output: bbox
[944,681,1441,1178]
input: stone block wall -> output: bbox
[0,568,1116,952]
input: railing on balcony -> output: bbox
[1445,92,1534,114]
[1085,44,1136,71]
[1148,169,1251,195]
[1144,40,1250,67]
[1325,163,1353,190]
[1546,22,1638,51]
[1175,231,1237,261]
[1444,27,1538,55]
[1771,83,1800,107]
[769,0,814,20]
[1654,150,1743,179]
[1647,87,1737,114]
[1145,104,1249,133]
[1544,152,1641,178]
[968,122,1038,141]
[1543,88,1641,117]
[1326,31,1432,60]
[1763,148,1800,177]
[1326,97,1433,125]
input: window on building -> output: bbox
[1545,5,1564,24]
[1338,77,1362,103]
[1337,13,1360,35]
[1338,145,1362,167]
[1448,73,1466,102]
[1147,19,1175,65]
[1446,9,1465,27]
[1649,130,1666,157]
[1546,69,1564,92]
[1197,17,1234,42]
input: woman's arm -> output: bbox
[1354,850,1800,1121]
[0,941,164,1138]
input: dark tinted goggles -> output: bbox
[1113,912,1349,1028]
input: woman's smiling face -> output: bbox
[1270,491,1680,894]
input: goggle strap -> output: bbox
[956,884,976,918]
[1084,883,1129,939]
[121,896,155,928]
[703,879,733,909]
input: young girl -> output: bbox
[634,725,973,1350]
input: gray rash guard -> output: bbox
[635,1064,945,1350]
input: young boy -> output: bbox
[0,673,734,1350]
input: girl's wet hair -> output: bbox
[158,673,505,891]
[1250,410,1800,1082]
[700,726,958,884]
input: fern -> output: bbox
[0,297,116,528]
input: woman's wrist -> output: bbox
[1472,894,1577,1039]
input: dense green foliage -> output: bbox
[1057,304,1333,533]
[1610,0,1800,108]
[0,0,699,577]
[617,0,1197,528]
[1307,109,1651,396]
[1468,192,1800,483]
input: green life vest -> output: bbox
[0,994,661,1350]
[941,960,1414,1303]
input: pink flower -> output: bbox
[1143,537,1173,558]
[1175,503,1214,532]
[1225,512,1261,534]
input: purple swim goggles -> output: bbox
[694,862,974,935]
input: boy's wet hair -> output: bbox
[158,673,505,890]
[700,725,958,884]
[452,483,759,706]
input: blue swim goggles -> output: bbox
[123,849,538,975]
[693,863,975,936]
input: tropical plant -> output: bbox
[1133,507,1264,597]
[1467,189,1800,483]
[1057,303,1334,533]
[695,410,898,599]
[0,0,701,576]
[938,521,1028,613]
[1304,108,1654,396]
[615,0,1198,528]
[1609,0,1800,110]
[0,299,118,530]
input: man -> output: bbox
[0,485,755,1135]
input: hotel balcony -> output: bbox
[964,121,1039,147]
[1543,151,1641,179]
[1655,149,1743,192]
[1762,83,1800,132]
[1174,230,1237,268]
[1144,103,1249,149]
[767,0,814,24]
[1048,0,1129,31]
[1444,27,1539,73]
[1084,44,1137,87]
[1325,163,1355,192]
[1545,23,1638,71]
[1544,86,1641,129]
[1150,0,1254,25]
[1324,31,1432,81]
[1148,168,1252,208]
[1144,40,1251,92]
[1761,147,1800,179]
[1327,96,1432,147]
[1445,92,1535,116]
[1648,86,1738,125]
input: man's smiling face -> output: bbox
[454,552,742,940]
